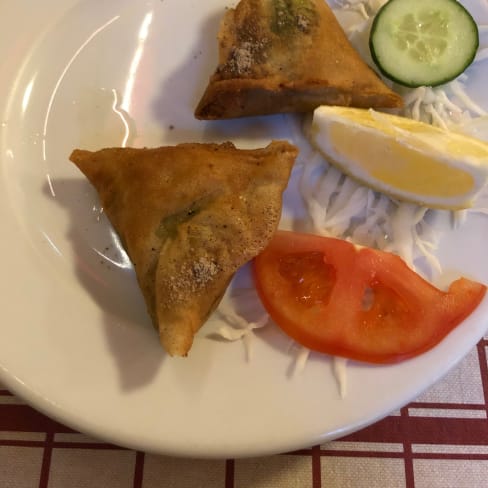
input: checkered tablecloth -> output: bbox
[1,335,487,488]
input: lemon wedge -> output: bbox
[310,106,488,209]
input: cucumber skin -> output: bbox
[369,0,479,88]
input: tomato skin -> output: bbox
[253,231,487,364]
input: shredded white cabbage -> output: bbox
[288,344,348,398]
[333,357,349,399]
[291,345,311,376]
[210,288,269,362]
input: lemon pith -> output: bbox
[310,106,488,210]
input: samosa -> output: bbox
[70,141,297,356]
[195,0,403,119]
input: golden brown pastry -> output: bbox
[70,141,297,356]
[195,0,403,119]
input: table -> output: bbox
[1,334,487,488]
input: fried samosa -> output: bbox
[70,141,297,356]
[195,0,403,119]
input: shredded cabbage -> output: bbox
[213,306,269,362]
[209,287,269,362]
[333,357,349,399]
[291,345,311,376]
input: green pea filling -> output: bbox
[271,0,317,35]
[156,193,216,240]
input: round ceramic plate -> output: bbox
[1,0,488,458]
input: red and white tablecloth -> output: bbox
[1,334,487,488]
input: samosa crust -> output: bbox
[70,141,297,356]
[195,0,403,119]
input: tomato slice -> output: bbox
[253,231,487,364]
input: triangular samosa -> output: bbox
[70,141,297,356]
[195,0,403,119]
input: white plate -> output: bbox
[1,0,488,458]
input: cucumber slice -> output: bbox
[369,0,479,87]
